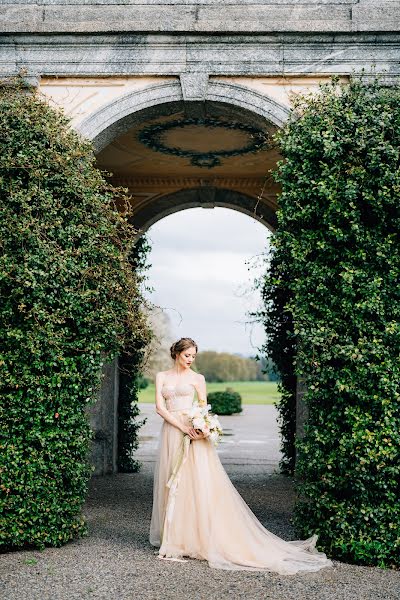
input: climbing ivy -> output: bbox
[118,235,152,473]
[0,81,151,550]
[268,77,400,567]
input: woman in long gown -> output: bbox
[149,337,333,575]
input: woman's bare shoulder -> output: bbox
[193,372,205,383]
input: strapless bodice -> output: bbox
[162,383,195,412]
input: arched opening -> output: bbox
[85,89,288,475]
[134,206,280,469]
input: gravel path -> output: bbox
[1,406,399,600]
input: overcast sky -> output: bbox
[144,207,272,356]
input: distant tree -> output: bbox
[253,355,279,382]
[142,307,175,381]
[195,350,260,382]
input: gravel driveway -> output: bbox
[1,405,399,600]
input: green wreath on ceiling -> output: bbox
[138,117,270,168]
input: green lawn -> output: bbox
[138,380,281,405]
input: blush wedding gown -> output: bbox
[149,382,333,574]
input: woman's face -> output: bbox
[176,346,196,369]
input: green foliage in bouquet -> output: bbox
[268,76,400,567]
[0,81,151,550]
[207,388,243,415]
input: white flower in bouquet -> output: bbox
[184,400,223,445]
[208,416,219,429]
[209,430,220,444]
[192,417,206,430]
[187,404,205,419]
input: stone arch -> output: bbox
[83,78,286,474]
[76,80,291,152]
[132,187,277,233]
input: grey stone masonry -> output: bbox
[85,358,119,476]
[1,1,400,82]
[1,33,400,82]
[1,1,400,34]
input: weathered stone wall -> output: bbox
[1,1,400,35]
[85,358,119,476]
[1,1,400,85]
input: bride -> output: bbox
[149,337,333,574]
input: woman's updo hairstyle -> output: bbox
[170,337,198,360]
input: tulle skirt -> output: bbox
[149,411,333,575]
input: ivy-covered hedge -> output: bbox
[0,83,150,551]
[268,77,400,567]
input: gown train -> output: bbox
[149,383,333,575]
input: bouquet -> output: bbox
[184,400,223,445]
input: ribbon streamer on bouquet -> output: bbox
[165,433,191,526]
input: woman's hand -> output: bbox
[194,429,207,439]
[181,425,206,440]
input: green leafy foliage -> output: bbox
[269,77,400,567]
[0,83,150,550]
[118,235,153,473]
[207,388,243,415]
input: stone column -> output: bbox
[295,375,309,470]
[86,357,119,476]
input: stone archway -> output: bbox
[85,86,287,475]
[131,187,277,232]
[77,79,291,151]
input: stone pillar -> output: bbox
[86,357,119,476]
[295,375,309,469]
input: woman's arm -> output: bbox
[154,372,199,439]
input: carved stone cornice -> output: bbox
[1,33,400,84]
[110,176,279,209]
[111,176,279,222]
[110,176,277,192]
